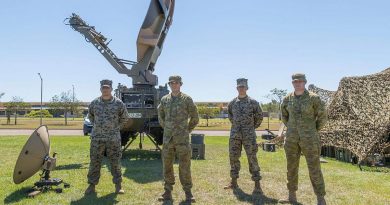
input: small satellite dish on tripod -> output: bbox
[13,125,69,197]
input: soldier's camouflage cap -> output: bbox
[100,79,113,88]
[292,73,307,82]
[168,75,182,84]
[236,78,248,88]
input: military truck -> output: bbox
[66,0,175,150]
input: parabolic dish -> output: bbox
[13,125,50,184]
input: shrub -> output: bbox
[25,110,53,118]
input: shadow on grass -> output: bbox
[122,149,163,184]
[160,200,174,205]
[4,187,33,204]
[56,163,89,171]
[70,193,119,205]
[232,187,290,205]
[151,199,192,205]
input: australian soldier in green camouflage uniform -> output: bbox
[279,73,327,205]
[157,75,199,202]
[85,79,129,195]
[224,78,264,195]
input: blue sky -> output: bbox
[1,0,389,103]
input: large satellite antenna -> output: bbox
[13,125,69,197]
[65,0,175,152]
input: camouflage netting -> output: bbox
[311,68,390,163]
[308,84,336,107]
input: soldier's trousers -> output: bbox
[87,139,122,185]
[162,141,192,192]
[284,133,326,196]
[229,130,261,181]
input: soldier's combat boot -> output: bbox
[158,189,172,201]
[84,184,96,195]
[278,191,297,204]
[185,190,196,202]
[252,180,263,195]
[317,195,326,205]
[115,183,125,194]
[224,178,238,189]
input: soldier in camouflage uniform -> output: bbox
[157,75,199,202]
[84,79,129,195]
[224,78,264,195]
[279,73,327,205]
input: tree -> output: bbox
[48,95,62,117]
[4,97,30,125]
[197,106,220,127]
[70,99,83,118]
[266,88,287,120]
[217,103,224,112]
[48,91,73,125]
[69,88,83,119]
[261,100,279,113]
[267,88,287,105]
[5,106,11,125]
[26,110,53,118]
[0,92,4,124]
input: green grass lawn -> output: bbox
[197,118,281,131]
[0,118,281,131]
[1,136,389,205]
[0,117,84,130]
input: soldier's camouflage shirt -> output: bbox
[88,96,129,141]
[158,92,199,144]
[228,96,264,133]
[281,90,327,138]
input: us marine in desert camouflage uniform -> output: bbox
[224,78,264,195]
[85,79,129,195]
[279,73,327,205]
[157,75,199,202]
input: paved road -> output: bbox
[0,129,270,136]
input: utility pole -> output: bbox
[38,73,43,125]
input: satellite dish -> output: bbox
[13,125,50,184]
[13,125,69,197]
